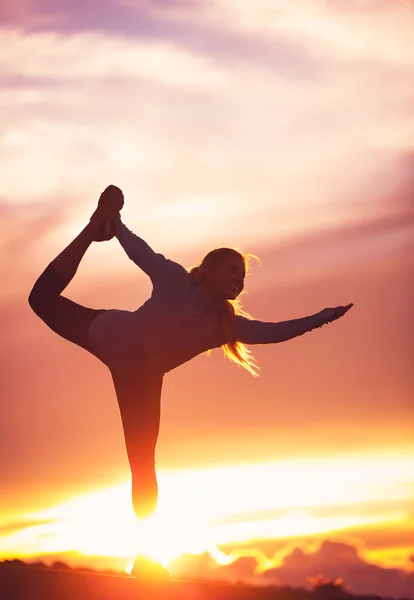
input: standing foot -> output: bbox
[131,554,171,584]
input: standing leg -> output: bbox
[111,368,172,582]
[110,365,164,519]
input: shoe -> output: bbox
[131,554,171,584]
[90,185,124,241]
[96,185,124,212]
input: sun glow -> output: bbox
[1,452,413,572]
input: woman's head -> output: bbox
[189,247,247,301]
[189,247,260,376]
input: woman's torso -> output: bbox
[88,269,227,373]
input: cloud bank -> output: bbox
[170,539,414,599]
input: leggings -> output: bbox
[28,265,163,518]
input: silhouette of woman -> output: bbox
[29,185,352,572]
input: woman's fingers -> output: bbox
[333,303,354,320]
[339,303,354,316]
[319,304,354,325]
[89,213,117,241]
[104,216,114,237]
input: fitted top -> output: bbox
[88,220,323,374]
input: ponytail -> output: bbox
[220,298,259,376]
[189,248,260,376]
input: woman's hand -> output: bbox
[317,303,354,326]
[90,185,124,241]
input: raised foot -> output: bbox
[90,185,124,241]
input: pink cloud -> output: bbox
[169,540,414,598]
[262,541,414,599]
[0,1,324,79]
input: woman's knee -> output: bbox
[28,265,64,317]
[28,281,44,316]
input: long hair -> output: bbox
[189,247,260,376]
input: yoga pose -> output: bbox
[29,185,352,572]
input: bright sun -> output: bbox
[2,452,413,573]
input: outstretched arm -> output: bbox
[234,304,353,344]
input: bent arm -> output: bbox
[116,218,168,280]
[234,305,353,344]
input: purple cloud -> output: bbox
[170,540,414,598]
[262,541,414,599]
[0,0,326,80]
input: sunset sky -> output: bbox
[1,1,413,597]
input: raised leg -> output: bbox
[28,185,123,350]
[28,225,106,352]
